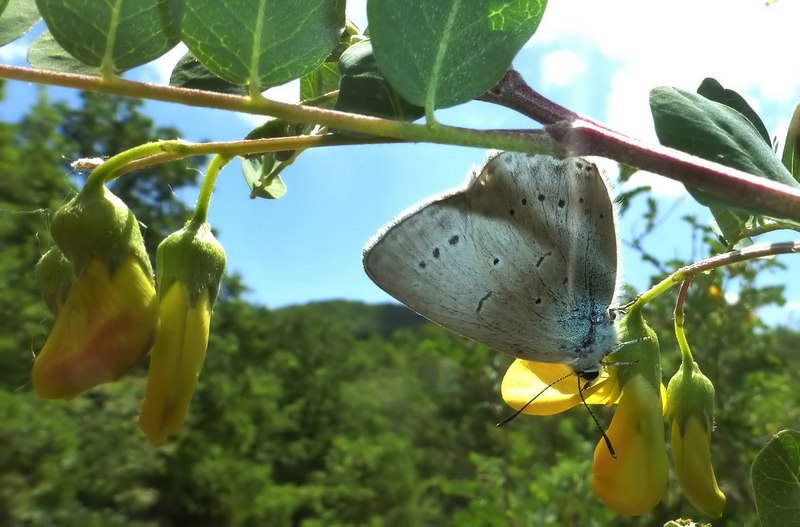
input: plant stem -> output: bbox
[673,278,694,365]
[193,155,231,225]
[484,69,800,223]
[633,240,800,309]
[0,65,560,155]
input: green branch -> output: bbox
[632,241,800,310]
[0,65,560,155]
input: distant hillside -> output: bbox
[275,300,430,339]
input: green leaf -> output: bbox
[334,40,424,122]
[182,0,346,93]
[650,86,799,240]
[368,0,547,111]
[0,0,40,47]
[240,119,297,199]
[698,77,772,146]
[300,61,340,108]
[781,104,800,183]
[242,157,287,199]
[751,430,800,527]
[27,30,101,75]
[34,0,180,73]
[169,52,248,95]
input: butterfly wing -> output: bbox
[363,153,618,365]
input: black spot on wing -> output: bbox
[419,261,427,269]
[493,257,500,266]
[476,291,492,314]
[537,193,545,202]
[448,235,460,245]
[432,247,440,258]
[558,198,565,208]
[536,251,551,268]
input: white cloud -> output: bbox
[137,43,188,85]
[0,41,28,63]
[540,50,585,87]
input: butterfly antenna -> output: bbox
[496,371,576,427]
[578,376,616,458]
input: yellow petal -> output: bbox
[139,283,211,445]
[671,416,726,517]
[32,257,158,399]
[592,375,668,516]
[501,359,621,416]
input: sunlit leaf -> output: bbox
[698,77,771,146]
[368,0,547,111]
[240,119,297,199]
[752,430,800,527]
[182,0,346,92]
[27,30,101,75]
[34,0,180,72]
[0,0,41,47]
[650,86,799,240]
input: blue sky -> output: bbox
[2,0,800,325]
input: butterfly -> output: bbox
[363,152,619,379]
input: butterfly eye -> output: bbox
[579,369,600,382]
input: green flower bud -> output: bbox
[667,360,726,517]
[51,184,152,276]
[139,220,226,445]
[35,246,73,315]
[155,220,226,306]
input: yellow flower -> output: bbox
[139,283,211,445]
[667,361,726,517]
[591,374,669,516]
[501,360,621,416]
[32,256,158,399]
[138,220,225,445]
[501,307,670,517]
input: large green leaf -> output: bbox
[27,30,101,74]
[368,0,547,112]
[752,430,800,527]
[698,77,771,146]
[181,0,346,93]
[34,0,180,73]
[334,40,424,121]
[650,86,799,240]
[0,0,40,46]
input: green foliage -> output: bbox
[368,0,547,110]
[181,0,346,91]
[0,0,40,46]
[35,0,180,73]
[27,30,102,75]
[650,81,798,245]
[334,41,425,122]
[751,430,800,527]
